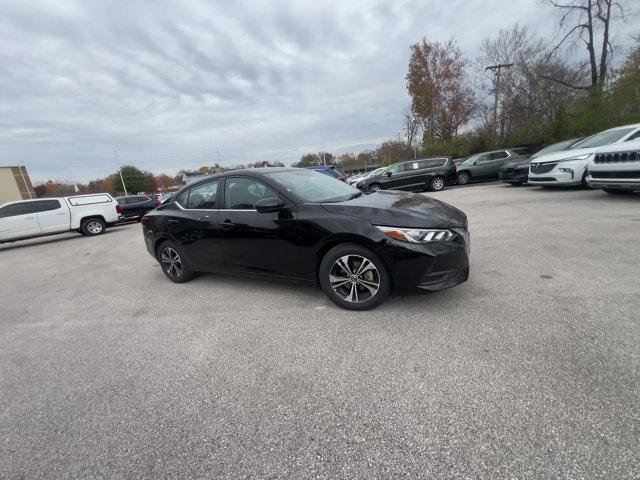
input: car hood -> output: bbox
[532,146,599,164]
[321,190,467,229]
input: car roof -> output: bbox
[606,122,640,130]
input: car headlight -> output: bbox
[557,153,592,163]
[376,226,455,242]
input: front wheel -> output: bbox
[81,218,106,236]
[456,172,470,185]
[158,241,194,283]
[369,183,382,192]
[319,243,391,311]
[428,176,446,191]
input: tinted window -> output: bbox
[225,178,280,209]
[186,180,219,209]
[424,158,447,168]
[0,202,34,218]
[125,196,148,204]
[626,130,640,141]
[490,151,509,160]
[475,154,492,163]
[176,190,189,207]
[34,200,62,212]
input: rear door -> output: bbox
[483,151,511,177]
[167,179,222,270]
[0,201,41,241]
[34,199,70,233]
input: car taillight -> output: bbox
[141,217,147,226]
[452,163,457,171]
[116,204,121,214]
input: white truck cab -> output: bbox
[0,193,120,243]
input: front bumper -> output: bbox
[379,230,470,294]
[528,159,587,186]
[587,172,640,190]
[499,166,528,183]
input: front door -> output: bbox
[0,201,41,241]
[34,199,70,233]
[167,179,222,270]
[219,176,300,277]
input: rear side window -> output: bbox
[424,158,447,168]
[178,180,219,209]
[490,151,509,160]
[0,202,35,218]
[33,200,62,212]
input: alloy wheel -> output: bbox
[329,254,380,303]
[432,178,445,190]
[161,247,182,278]
[87,221,103,234]
[457,173,469,185]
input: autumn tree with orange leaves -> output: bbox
[407,38,476,144]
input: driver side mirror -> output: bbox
[386,171,393,177]
[255,197,285,213]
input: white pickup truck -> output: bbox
[0,194,121,243]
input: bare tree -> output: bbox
[400,109,421,153]
[545,0,628,87]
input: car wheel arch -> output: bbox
[313,234,392,288]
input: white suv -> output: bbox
[528,123,640,187]
[587,139,640,194]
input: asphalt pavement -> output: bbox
[1,183,639,479]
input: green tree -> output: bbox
[112,165,149,194]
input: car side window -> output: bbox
[0,202,35,218]
[225,178,280,210]
[185,180,219,209]
[34,200,62,212]
[388,163,407,175]
[425,159,446,168]
[476,154,491,163]
[491,151,509,160]
[625,130,640,141]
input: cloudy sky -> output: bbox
[0,0,636,182]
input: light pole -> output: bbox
[113,150,128,196]
[485,63,513,141]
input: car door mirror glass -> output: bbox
[386,171,393,177]
[255,197,284,213]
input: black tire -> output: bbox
[428,176,446,191]
[603,188,632,195]
[157,240,194,283]
[580,170,590,188]
[369,183,382,192]
[319,243,391,311]
[81,217,106,236]
[456,171,470,185]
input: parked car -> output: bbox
[309,165,347,182]
[528,123,640,187]
[355,158,456,192]
[348,167,385,185]
[0,193,120,243]
[455,149,527,185]
[587,139,640,194]
[142,168,469,311]
[499,138,583,186]
[115,195,160,221]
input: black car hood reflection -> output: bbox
[321,190,467,228]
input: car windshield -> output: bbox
[266,170,361,203]
[365,167,384,178]
[531,139,575,158]
[570,128,636,149]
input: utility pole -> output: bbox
[485,63,513,140]
[113,150,128,196]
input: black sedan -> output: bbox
[141,168,470,310]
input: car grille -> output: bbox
[530,177,557,182]
[530,162,556,174]
[594,150,640,164]
[590,171,640,179]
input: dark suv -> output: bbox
[115,195,160,221]
[355,158,455,192]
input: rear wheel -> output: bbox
[319,243,391,311]
[369,183,382,192]
[81,218,106,236]
[158,241,194,283]
[456,171,470,185]
[428,176,446,191]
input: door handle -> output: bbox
[167,219,179,226]
[199,215,212,221]
[221,219,236,229]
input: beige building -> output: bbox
[0,166,36,204]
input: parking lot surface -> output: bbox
[1,184,639,479]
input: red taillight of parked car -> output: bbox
[116,204,121,214]
[452,162,457,172]
[141,216,147,226]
